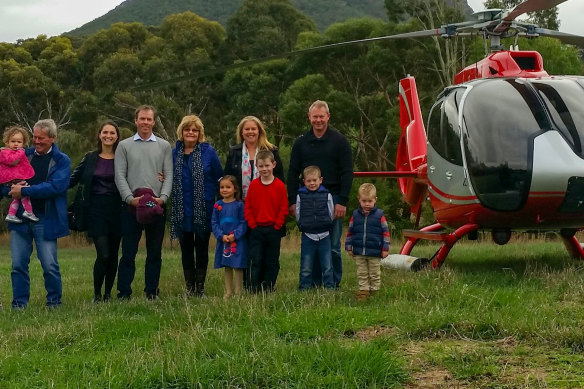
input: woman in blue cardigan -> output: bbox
[170,115,223,297]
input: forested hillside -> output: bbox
[68,0,471,37]
[0,0,580,233]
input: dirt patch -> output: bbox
[404,369,466,389]
[342,325,397,341]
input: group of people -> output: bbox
[0,100,391,309]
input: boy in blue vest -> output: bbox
[345,183,390,300]
[295,166,335,290]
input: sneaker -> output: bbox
[5,215,22,223]
[22,211,39,222]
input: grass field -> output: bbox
[1,234,584,388]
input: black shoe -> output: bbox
[92,294,102,303]
[103,293,111,302]
[146,294,158,301]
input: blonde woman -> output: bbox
[224,116,284,200]
[170,115,223,297]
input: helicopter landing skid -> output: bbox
[400,223,480,269]
[560,229,584,260]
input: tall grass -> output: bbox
[1,235,584,387]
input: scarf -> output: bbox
[170,142,206,239]
[241,142,259,199]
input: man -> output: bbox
[5,119,70,308]
[115,105,173,300]
[287,100,353,288]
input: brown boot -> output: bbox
[356,290,370,301]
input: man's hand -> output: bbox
[334,204,346,219]
[347,250,354,259]
[130,196,142,207]
[289,204,296,217]
[158,171,164,182]
[8,183,24,199]
[153,197,164,205]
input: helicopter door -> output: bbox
[462,79,547,211]
[426,87,471,204]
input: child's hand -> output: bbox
[227,233,235,242]
[9,159,20,167]
[222,235,230,243]
[381,250,389,258]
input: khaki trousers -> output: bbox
[354,255,381,291]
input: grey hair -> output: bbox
[34,119,57,138]
[308,100,330,114]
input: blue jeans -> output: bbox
[299,234,333,290]
[312,196,343,288]
[10,219,62,308]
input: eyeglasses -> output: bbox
[184,128,199,133]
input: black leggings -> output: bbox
[93,234,121,297]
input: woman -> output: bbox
[224,116,285,200]
[69,121,124,302]
[170,115,223,297]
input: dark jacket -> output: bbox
[3,144,71,239]
[69,151,122,230]
[296,185,332,234]
[287,126,353,206]
[224,143,285,193]
[347,207,385,257]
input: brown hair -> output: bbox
[3,126,30,147]
[235,116,274,150]
[134,104,157,120]
[176,115,206,143]
[220,175,241,200]
[96,121,120,153]
[256,149,275,163]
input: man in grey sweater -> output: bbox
[114,105,173,300]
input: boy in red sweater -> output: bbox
[244,150,289,293]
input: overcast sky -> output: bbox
[0,0,583,43]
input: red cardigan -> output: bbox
[244,177,289,230]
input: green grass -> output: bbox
[1,236,584,387]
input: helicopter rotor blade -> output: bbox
[528,28,584,47]
[494,0,567,33]
[135,28,447,90]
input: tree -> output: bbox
[226,0,317,60]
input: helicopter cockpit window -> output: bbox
[427,88,464,165]
[531,79,584,157]
[462,79,546,211]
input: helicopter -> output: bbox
[138,0,584,270]
[362,0,584,270]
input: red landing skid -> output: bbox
[560,230,584,260]
[400,223,479,269]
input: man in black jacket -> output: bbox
[287,100,353,288]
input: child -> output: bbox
[0,126,38,224]
[212,175,247,299]
[295,165,335,290]
[244,150,288,293]
[345,183,390,301]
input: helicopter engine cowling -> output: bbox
[397,76,428,213]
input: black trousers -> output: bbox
[117,205,166,298]
[93,234,121,298]
[179,229,210,293]
[247,226,282,293]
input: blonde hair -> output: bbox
[303,165,321,178]
[358,183,377,198]
[235,116,274,150]
[176,115,206,143]
[3,126,29,147]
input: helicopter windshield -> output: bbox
[462,79,548,211]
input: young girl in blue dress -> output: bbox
[212,175,247,299]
